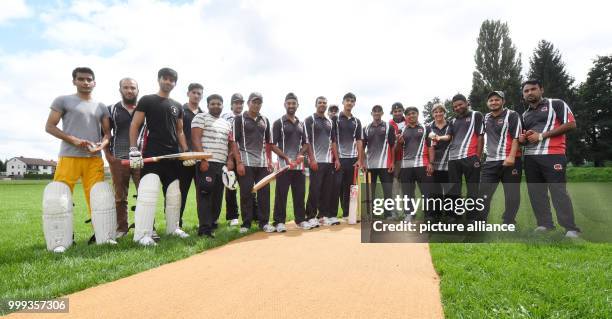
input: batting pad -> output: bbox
[165,179,181,234]
[42,182,73,251]
[90,182,117,244]
[134,173,160,242]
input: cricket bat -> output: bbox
[121,152,212,165]
[348,166,360,224]
[251,166,289,193]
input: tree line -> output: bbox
[421,20,611,167]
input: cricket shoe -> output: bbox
[138,236,157,246]
[229,219,240,227]
[116,231,128,239]
[239,227,249,234]
[152,229,161,242]
[534,226,552,233]
[322,217,333,226]
[297,221,313,230]
[308,218,320,228]
[262,224,276,233]
[53,246,67,253]
[565,230,580,238]
[329,217,341,225]
[276,223,287,233]
[171,228,190,238]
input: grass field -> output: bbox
[1,168,611,317]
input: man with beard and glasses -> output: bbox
[191,94,238,238]
[271,93,310,232]
[519,79,581,238]
[129,67,194,246]
[178,83,204,228]
[105,77,143,238]
[479,91,522,224]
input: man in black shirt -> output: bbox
[105,77,142,238]
[129,67,194,246]
[178,83,204,228]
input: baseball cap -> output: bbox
[285,92,298,102]
[231,93,244,102]
[487,90,505,100]
[248,92,263,102]
[390,102,404,114]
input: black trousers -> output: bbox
[226,183,259,221]
[141,161,180,195]
[237,166,270,228]
[273,170,306,225]
[479,159,522,223]
[399,167,433,217]
[335,158,358,217]
[448,156,481,220]
[178,164,196,227]
[306,163,335,219]
[367,168,393,217]
[431,170,449,219]
[524,155,579,231]
[195,162,224,234]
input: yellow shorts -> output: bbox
[53,156,105,215]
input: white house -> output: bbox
[5,157,57,176]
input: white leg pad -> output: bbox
[90,182,117,244]
[134,173,160,242]
[42,182,73,251]
[165,179,181,234]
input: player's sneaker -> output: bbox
[171,228,190,238]
[342,217,348,223]
[322,217,333,226]
[565,230,580,238]
[239,227,249,234]
[308,218,320,228]
[138,236,157,246]
[229,219,240,227]
[262,224,276,233]
[276,223,287,233]
[534,226,551,233]
[106,239,118,245]
[329,217,341,225]
[298,221,313,230]
[53,246,67,253]
[116,231,128,239]
[319,217,325,224]
[151,229,161,242]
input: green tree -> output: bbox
[0,159,4,172]
[469,20,523,114]
[422,97,454,124]
[527,39,585,165]
[576,55,612,167]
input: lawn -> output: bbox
[1,167,611,317]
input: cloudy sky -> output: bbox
[1,0,610,162]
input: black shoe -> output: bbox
[151,229,161,242]
[87,234,96,245]
[198,231,215,238]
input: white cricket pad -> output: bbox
[42,182,73,251]
[90,182,117,244]
[134,173,160,242]
[165,179,181,234]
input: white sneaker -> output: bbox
[229,219,240,227]
[138,236,157,246]
[172,228,190,238]
[116,231,127,239]
[106,239,118,245]
[534,226,551,233]
[239,227,249,234]
[342,217,348,223]
[565,230,580,238]
[322,217,333,226]
[53,246,67,253]
[298,221,313,230]
[308,218,320,228]
[319,217,325,224]
[262,224,276,233]
[276,223,287,233]
[330,217,341,225]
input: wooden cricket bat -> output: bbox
[121,152,212,165]
[251,166,289,193]
[348,166,360,224]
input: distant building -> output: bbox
[5,157,57,176]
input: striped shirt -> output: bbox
[191,113,233,163]
[522,98,575,155]
[272,115,307,170]
[363,121,395,169]
[447,110,484,161]
[233,112,272,167]
[304,113,334,163]
[428,122,450,171]
[334,112,363,159]
[401,123,430,168]
[484,108,522,161]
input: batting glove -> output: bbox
[129,147,143,169]
[183,159,196,167]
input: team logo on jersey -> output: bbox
[497,119,504,125]
[553,163,563,171]
[417,128,423,133]
[170,105,178,116]
[466,118,471,122]
[206,176,213,182]
[474,161,480,168]
[541,106,548,112]
[512,169,518,175]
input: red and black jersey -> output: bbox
[401,123,430,168]
[447,110,484,160]
[522,98,575,155]
[484,108,522,161]
[389,118,406,162]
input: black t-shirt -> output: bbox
[136,94,183,157]
[182,104,203,151]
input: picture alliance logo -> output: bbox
[371,195,486,216]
